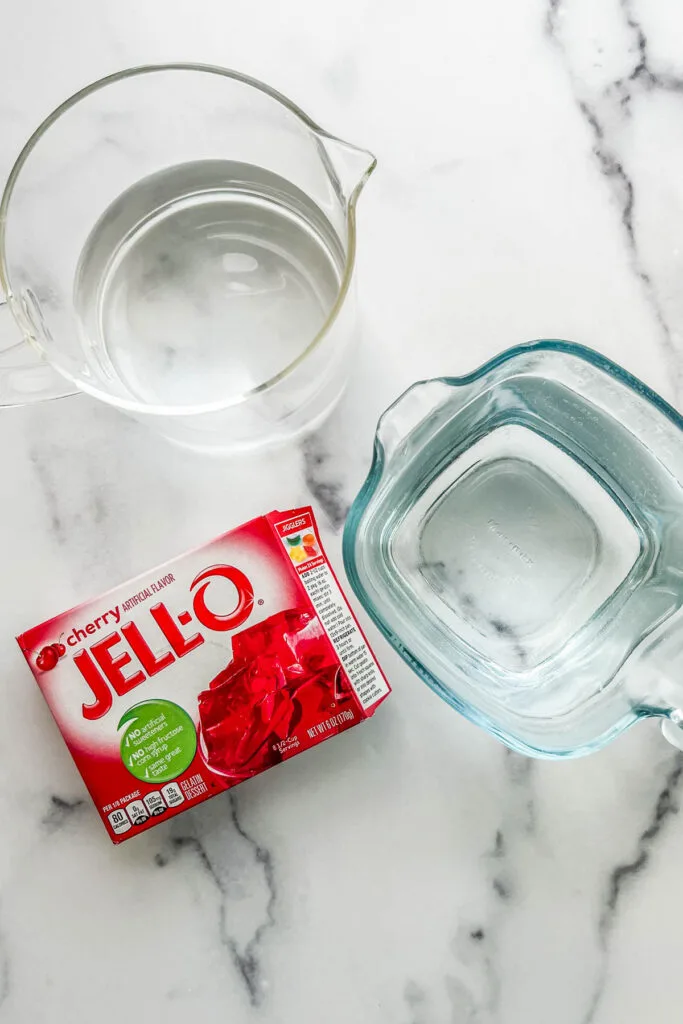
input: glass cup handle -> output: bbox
[375,379,454,462]
[0,294,78,405]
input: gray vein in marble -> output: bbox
[582,752,683,1024]
[601,752,682,935]
[451,919,501,1022]
[403,979,428,1024]
[42,794,86,834]
[460,753,536,1013]
[0,922,8,1012]
[545,0,562,37]
[29,445,66,544]
[578,109,678,387]
[547,0,683,396]
[445,976,479,1022]
[621,0,683,94]
[155,792,276,1007]
[401,920,497,1019]
[490,827,513,903]
[503,748,536,836]
[302,433,349,530]
[226,792,277,1003]
[456,757,536,1016]
[406,750,536,1023]
[28,436,110,560]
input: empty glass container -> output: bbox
[343,341,683,757]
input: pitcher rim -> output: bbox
[0,63,377,416]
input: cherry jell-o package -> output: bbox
[17,508,390,843]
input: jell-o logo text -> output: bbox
[71,566,254,721]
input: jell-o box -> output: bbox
[17,507,391,843]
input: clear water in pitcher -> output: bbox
[74,160,345,407]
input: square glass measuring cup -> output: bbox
[343,341,683,758]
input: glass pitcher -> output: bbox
[344,341,683,757]
[0,64,375,452]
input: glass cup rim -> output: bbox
[0,63,376,417]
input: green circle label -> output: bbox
[118,699,197,783]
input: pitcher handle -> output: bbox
[0,294,77,405]
[374,378,454,463]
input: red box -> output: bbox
[17,508,390,842]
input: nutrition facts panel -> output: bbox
[300,561,389,710]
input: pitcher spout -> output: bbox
[317,134,377,202]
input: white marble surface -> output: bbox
[2,1,683,1021]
